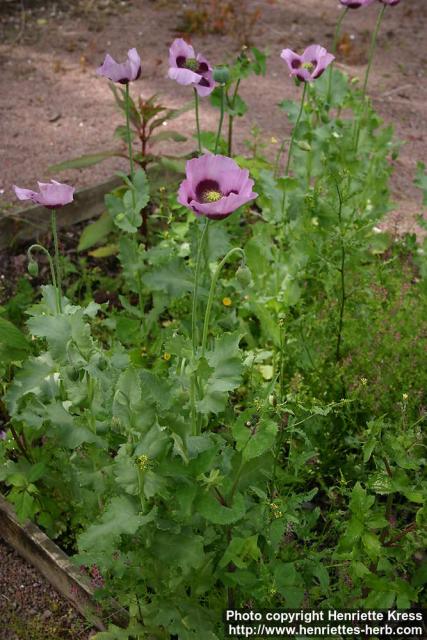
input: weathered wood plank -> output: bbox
[0,177,121,252]
[0,494,128,630]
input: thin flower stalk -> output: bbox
[354,3,387,149]
[201,247,245,358]
[194,88,202,154]
[327,6,349,105]
[214,84,226,154]
[50,210,62,313]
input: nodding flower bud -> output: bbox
[236,264,252,287]
[28,259,39,277]
[213,66,230,84]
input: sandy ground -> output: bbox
[0,539,94,640]
[0,0,426,235]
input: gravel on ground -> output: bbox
[0,539,95,640]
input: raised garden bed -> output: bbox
[0,494,128,634]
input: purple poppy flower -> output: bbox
[281,45,335,83]
[378,0,401,5]
[96,48,141,84]
[13,180,75,209]
[0,430,6,441]
[168,38,215,97]
[339,0,375,8]
[178,154,257,220]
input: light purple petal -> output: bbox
[13,186,40,202]
[14,180,74,208]
[168,66,202,86]
[280,48,302,73]
[96,49,141,83]
[179,154,258,220]
[196,53,212,73]
[169,38,195,68]
[302,45,327,64]
[340,0,375,7]
[195,70,215,97]
[178,178,194,207]
[293,67,313,83]
[186,155,240,190]
[37,181,75,206]
[190,190,257,219]
[127,48,141,80]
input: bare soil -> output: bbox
[0,0,426,233]
[0,539,95,640]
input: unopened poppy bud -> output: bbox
[213,66,230,84]
[28,259,39,277]
[268,394,277,407]
[236,265,252,287]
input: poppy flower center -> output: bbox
[195,179,223,203]
[203,190,222,203]
[302,61,315,72]
[185,58,199,71]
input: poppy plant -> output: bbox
[13,180,75,208]
[281,45,335,83]
[168,38,215,97]
[178,154,257,220]
[96,48,141,84]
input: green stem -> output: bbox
[214,84,226,154]
[227,79,240,157]
[190,220,210,436]
[50,210,62,313]
[335,181,346,363]
[191,220,210,353]
[228,458,246,505]
[284,82,307,177]
[194,88,202,155]
[125,83,135,189]
[327,6,349,105]
[27,243,58,309]
[362,4,386,97]
[201,248,245,357]
[354,4,386,150]
[274,138,288,179]
[281,82,307,215]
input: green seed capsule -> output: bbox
[28,260,39,277]
[213,66,230,84]
[236,265,252,287]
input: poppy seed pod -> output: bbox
[213,66,231,84]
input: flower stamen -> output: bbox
[203,189,222,203]
[185,58,199,71]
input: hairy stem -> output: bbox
[215,84,226,154]
[335,181,346,363]
[227,79,240,157]
[194,88,202,155]
[50,210,62,313]
[354,4,386,150]
[28,243,59,314]
[190,220,210,435]
[201,248,245,357]
[327,6,349,105]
